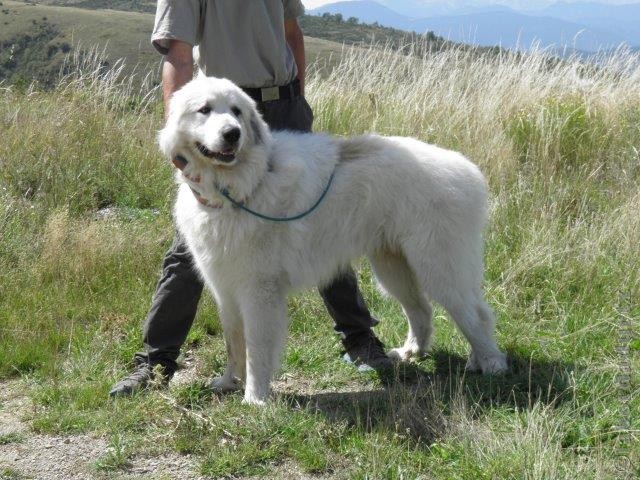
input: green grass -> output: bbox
[0,433,24,445]
[93,433,131,472]
[0,467,29,480]
[1,43,639,478]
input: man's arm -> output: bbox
[163,40,194,169]
[284,18,305,96]
[162,40,194,119]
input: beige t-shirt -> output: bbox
[152,0,304,89]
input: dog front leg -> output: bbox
[239,283,288,405]
[210,298,245,393]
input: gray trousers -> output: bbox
[135,95,376,374]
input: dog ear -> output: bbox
[250,117,263,145]
[250,112,269,146]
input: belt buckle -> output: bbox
[261,86,280,102]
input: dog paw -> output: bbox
[388,346,425,362]
[466,352,509,375]
[209,376,242,393]
[242,395,267,406]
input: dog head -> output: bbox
[159,76,271,168]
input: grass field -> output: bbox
[1,38,639,478]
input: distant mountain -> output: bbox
[310,1,639,51]
[408,11,629,51]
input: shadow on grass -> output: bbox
[281,349,574,444]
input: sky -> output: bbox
[302,0,638,8]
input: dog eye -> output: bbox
[198,105,211,115]
[231,106,242,117]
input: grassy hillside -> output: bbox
[0,40,638,478]
[36,0,155,12]
[0,0,350,86]
[0,17,70,88]
[0,0,157,84]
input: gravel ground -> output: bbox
[0,379,206,480]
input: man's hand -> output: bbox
[172,155,201,184]
[163,40,194,119]
[173,155,211,207]
[172,156,189,171]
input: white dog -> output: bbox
[159,76,508,405]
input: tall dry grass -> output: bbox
[306,43,640,343]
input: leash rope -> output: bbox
[215,172,335,222]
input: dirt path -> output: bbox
[0,354,345,480]
[0,379,206,480]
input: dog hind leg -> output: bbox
[442,296,507,374]
[460,299,508,374]
[401,238,508,374]
[369,251,433,361]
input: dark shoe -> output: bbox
[343,333,393,373]
[109,364,170,398]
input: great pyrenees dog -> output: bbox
[159,76,508,405]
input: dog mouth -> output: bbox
[196,142,236,163]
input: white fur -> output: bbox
[159,76,508,405]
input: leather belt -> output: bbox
[242,78,301,103]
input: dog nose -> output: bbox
[222,127,241,145]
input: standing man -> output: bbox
[110,0,391,397]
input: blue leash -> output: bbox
[216,172,335,222]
